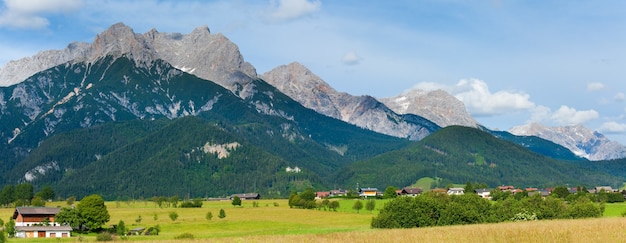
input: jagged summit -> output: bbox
[510,122,626,160]
[0,22,256,92]
[380,88,479,128]
[261,62,438,140]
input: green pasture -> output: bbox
[0,199,375,242]
[1,199,625,242]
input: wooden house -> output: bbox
[12,207,72,238]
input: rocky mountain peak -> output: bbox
[88,22,157,64]
[261,62,438,140]
[510,123,626,160]
[0,23,256,94]
[380,88,479,128]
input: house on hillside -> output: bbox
[447,187,464,195]
[330,189,347,197]
[12,207,72,238]
[359,188,378,198]
[229,193,260,200]
[475,189,491,199]
[595,186,614,193]
[315,191,330,199]
[401,187,423,197]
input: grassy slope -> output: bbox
[2,201,626,242]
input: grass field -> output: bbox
[1,200,626,242]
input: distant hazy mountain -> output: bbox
[261,62,439,140]
[380,89,479,128]
[510,123,626,161]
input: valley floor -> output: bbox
[2,199,626,242]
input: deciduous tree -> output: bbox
[77,194,110,231]
[232,196,241,207]
[365,199,376,212]
[383,186,398,199]
[353,200,363,213]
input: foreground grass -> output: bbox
[1,200,626,242]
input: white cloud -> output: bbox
[587,82,605,91]
[451,79,536,117]
[408,79,536,117]
[598,121,626,134]
[265,0,321,22]
[341,51,362,65]
[550,105,599,125]
[614,92,625,102]
[0,0,83,29]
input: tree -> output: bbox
[5,219,15,238]
[328,201,340,211]
[30,196,45,207]
[66,196,76,206]
[169,211,179,221]
[464,181,475,194]
[206,211,213,220]
[35,185,55,201]
[56,207,84,231]
[0,229,5,243]
[0,185,14,207]
[353,200,363,213]
[552,186,570,199]
[169,196,180,208]
[383,186,398,199]
[14,183,33,205]
[77,194,110,231]
[365,199,376,213]
[218,209,226,219]
[232,196,241,207]
[135,215,142,223]
[116,220,127,236]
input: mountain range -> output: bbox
[0,23,624,199]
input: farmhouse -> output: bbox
[359,188,378,198]
[315,191,330,199]
[12,207,72,238]
[401,187,423,197]
[230,193,260,200]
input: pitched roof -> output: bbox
[15,226,72,231]
[402,187,423,194]
[13,207,60,219]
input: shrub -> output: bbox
[169,211,179,221]
[218,209,226,219]
[144,225,160,235]
[174,233,194,239]
[0,230,6,243]
[511,210,538,221]
[206,211,213,220]
[96,232,114,241]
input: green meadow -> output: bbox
[2,199,626,242]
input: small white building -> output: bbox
[447,187,465,195]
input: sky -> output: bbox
[0,0,625,144]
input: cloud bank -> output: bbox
[0,0,83,29]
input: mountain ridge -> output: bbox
[510,123,626,161]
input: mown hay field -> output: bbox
[1,199,626,242]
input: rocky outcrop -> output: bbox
[261,62,438,140]
[510,123,626,161]
[380,89,479,128]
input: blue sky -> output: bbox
[0,0,625,144]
